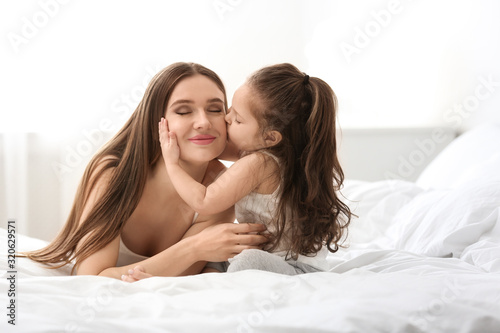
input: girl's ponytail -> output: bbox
[304,76,342,199]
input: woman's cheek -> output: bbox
[164,118,182,136]
[218,116,228,135]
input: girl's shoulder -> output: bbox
[241,151,280,194]
[236,151,280,172]
[241,150,279,163]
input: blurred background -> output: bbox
[1,0,499,240]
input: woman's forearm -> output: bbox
[98,235,202,279]
[96,213,234,280]
[97,219,268,280]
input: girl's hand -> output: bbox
[195,223,269,262]
[121,265,152,283]
[159,117,180,166]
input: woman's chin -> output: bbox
[180,144,226,163]
[180,151,222,164]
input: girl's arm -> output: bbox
[160,123,270,215]
[168,154,264,215]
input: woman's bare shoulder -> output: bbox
[95,155,119,169]
[86,155,119,189]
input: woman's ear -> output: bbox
[264,130,282,147]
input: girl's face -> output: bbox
[165,75,227,163]
[225,84,268,152]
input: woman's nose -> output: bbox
[194,111,211,129]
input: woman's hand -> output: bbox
[121,265,152,283]
[195,223,269,262]
[159,117,180,166]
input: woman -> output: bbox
[25,62,268,280]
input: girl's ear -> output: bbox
[264,130,282,147]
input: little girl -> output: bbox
[159,63,352,275]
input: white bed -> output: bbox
[1,124,500,333]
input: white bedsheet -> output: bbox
[1,177,500,332]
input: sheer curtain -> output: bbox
[1,133,92,240]
[1,0,500,240]
[2,134,28,236]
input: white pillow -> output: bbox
[0,228,73,277]
[341,179,423,245]
[389,180,500,258]
[416,123,500,190]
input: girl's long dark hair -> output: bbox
[247,63,351,257]
[23,62,227,272]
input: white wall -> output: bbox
[305,0,500,131]
[2,0,499,133]
[1,0,499,240]
[338,127,456,182]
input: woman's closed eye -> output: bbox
[207,103,224,114]
[174,106,193,115]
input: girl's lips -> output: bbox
[188,135,216,145]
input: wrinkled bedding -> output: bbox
[1,177,499,333]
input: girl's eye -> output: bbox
[235,117,241,124]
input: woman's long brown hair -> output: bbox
[24,62,227,272]
[247,63,352,258]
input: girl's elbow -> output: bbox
[190,199,214,215]
[192,201,220,216]
[194,206,218,216]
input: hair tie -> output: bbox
[303,74,310,85]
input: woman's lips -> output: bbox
[188,135,216,145]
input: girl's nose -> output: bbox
[224,112,231,124]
